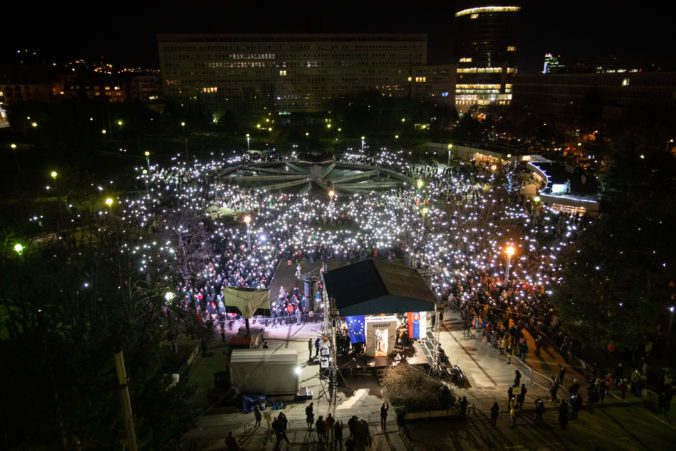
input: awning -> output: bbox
[223,287,270,318]
[323,259,437,316]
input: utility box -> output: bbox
[229,349,299,396]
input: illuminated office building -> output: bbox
[543,53,564,74]
[157,34,454,115]
[453,1,521,112]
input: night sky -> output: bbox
[1,1,673,72]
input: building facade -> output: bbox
[157,33,454,115]
[513,67,676,122]
[453,1,521,112]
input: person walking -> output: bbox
[380,402,389,430]
[517,384,527,409]
[325,413,335,442]
[272,416,289,445]
[279,411,288,433]
[459,396,469,420]
[490,402,499,426]
[316,415,327,444]
[509,397,518,427]
[308,338,313,360]
[514,369,522,387]
[306,402,315,430]
[534,398,545,424]
[558,364,566,386]
[334,419,344,450]
[254,405,262,428]
[570,393,582,420]
[549,378,559,401]
[315,337,321,358]
[558,400,569,430]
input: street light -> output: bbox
[50,171,58,180]
[10,143,17,149]
[504,245,515,281]
[164,291,175,302]
[447,144,453,166]
[144,151,150,171]
[246,133,250,151]
[417,179,424,190]
[105,197,114,207]
[328,190,335,200]
[14,243,24,255]
[244,215,252,249]
[361,136,365,153]
[305,132,309,152]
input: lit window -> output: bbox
[459,57,472,63]
[279,70,287,76]
[507,46,516,52]
[471,13,479,19]
[621,78,630,86]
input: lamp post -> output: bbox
[144,151,150,171]
[504,245,515,281]
[361,136,365,153]
[328,189,335,224]
[447,144,453,166]
[244,215,252,249]
[246,133,250,151]
[305,132,309,152]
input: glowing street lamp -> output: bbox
[305,132,309,151]
[164,291,175,302]
[447,143,453,166]
[361,136,365,153]
[328,190,335,200]
[105,197,114,207]
[14,243,24,255]
[10,143,17,150]
[244,215,252,249]
[416,179,424,190]
[50,171,58,180]
[421,206,429,217]
[144,151,150,171]
[504,245,515,281]
[246,133,250,151]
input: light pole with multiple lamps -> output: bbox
[361,136,365,153]
[244,215,252,249]
[246,133,250,151]
[504,245,515,281]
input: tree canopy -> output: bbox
[553,133,676,350]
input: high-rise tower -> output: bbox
[453,1,521,112]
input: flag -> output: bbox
[407,312,427,339]
[346,315,366,344]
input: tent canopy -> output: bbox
[323,259,437,316]
[224,287,270,318]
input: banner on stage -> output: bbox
[365,316,398,357]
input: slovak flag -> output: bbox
[408,312,427,339]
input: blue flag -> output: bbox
[346,315,366,344]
